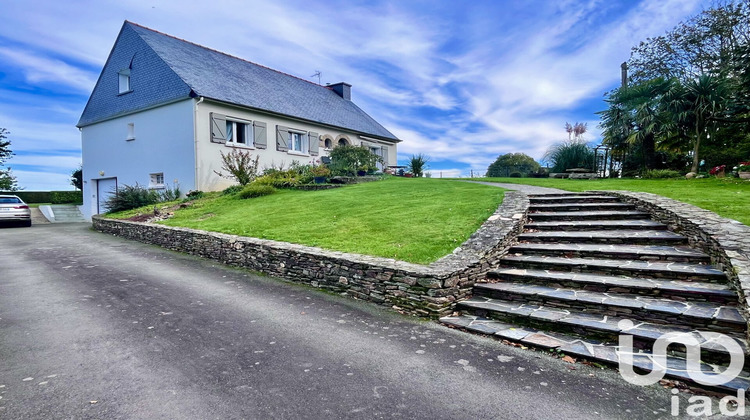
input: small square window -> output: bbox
[119,69,131,94]
[149,172,165,188]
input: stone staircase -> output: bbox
[40,204,86,223]
[441,193,750,394]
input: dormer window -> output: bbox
[118,69,131,94]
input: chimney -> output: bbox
[328,82,351,100]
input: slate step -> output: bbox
[528,194,622,204]
[529,203,635,212]
[499,255,727,282]
[517,230,687,245]
[527,193,605,197]
[529,210,651,221]
[470,283,745,333]
[526,220,668,231]
[508,243,709,263]
[440,314,750,395]
[487,268,736,304]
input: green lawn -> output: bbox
[477,177,750,226]
[139,178,505,264]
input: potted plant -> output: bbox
[710,164,726,178]
[311,165,331,184]
[737,162,750,179]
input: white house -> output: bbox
[78,21,401,219]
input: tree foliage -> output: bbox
[486,153,540,177]
[599,1,750,175]
[71,165,83,190]
[0,128,17,191]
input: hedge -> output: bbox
[0,190,82,204]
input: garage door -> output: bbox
[97,178,117,215]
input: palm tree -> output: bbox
[668,74,729,173]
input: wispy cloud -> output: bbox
[0,48,98,92]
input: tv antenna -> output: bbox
[311,70,321,85]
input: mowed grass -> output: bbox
[478,177,750,226]
[155,177,505,264]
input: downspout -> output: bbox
[194,96,204,191]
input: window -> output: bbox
[118,69,131,94]
[338,138,348,147]
[324,138,332,149]
[226,120,253,146]
[149,173,165,189]
[126,123,135,141]
[289,132,306,153]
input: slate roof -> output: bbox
[78,22,399,142]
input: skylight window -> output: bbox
[118,69,131,94]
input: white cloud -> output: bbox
[0,48,98,92]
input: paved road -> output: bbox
[1,224,688,419]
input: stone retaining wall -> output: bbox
[92,191,528,318]
[602,191,750,337]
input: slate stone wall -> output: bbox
[92,191,528,318]
[603,191,750,337]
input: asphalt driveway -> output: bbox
[0,223,689,419]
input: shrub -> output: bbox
[407,154,429,177]
[642,169,683,179]
[222,185,244,196]
[50,190,83,204]
[104,183,159,213]
[253,173,301,188]
[186,190,205,199]
[509,172,522,178]
[543,140,594,173]
[238,184,277,199]
[159,186,181,202]
[328,145,383,176]
[214,149,260,185]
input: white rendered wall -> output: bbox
[81,99,195,219]
[195,100,399,192]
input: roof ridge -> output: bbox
[124,20,333,92]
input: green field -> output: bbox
[147,178,505,264]
[478,177,750,225]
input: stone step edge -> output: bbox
[518,230,686,240]
[508,243,709,262]
[439,314,750,395]
[471,284,745,326]
[529,203,635,210]
[486,268,735,299]
[525,221,668,231]
[528,211,651,220]
[499,255,727,281]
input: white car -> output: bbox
[0,195,32,227]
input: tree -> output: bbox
[486,153,540,177]
[0,128,18,191]
[407,154,429,177]
[668,74,730,173]
[71,165,83,190]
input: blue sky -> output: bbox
[0,0,710,190]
